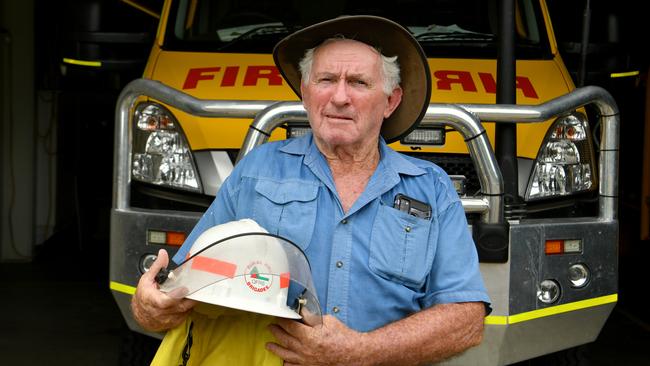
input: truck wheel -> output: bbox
[119,330,161,366]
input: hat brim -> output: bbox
[273,15,431,144]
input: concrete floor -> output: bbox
[0,242,127,365]
[1,236,649,366]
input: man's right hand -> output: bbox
[131,249,197,332]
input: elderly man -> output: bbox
[133,15,490,365]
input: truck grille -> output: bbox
[406,153,481,196]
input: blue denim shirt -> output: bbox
[173,134,490,332]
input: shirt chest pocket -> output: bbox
[252,180,319,251]
[369,203,437,289]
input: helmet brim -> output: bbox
[188,277,302,319]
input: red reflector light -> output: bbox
[545,240,564,255]
[147,230,186,246]
[166,232,186,246]
[544,239,583,255]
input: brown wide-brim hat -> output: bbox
[273,15,432,144]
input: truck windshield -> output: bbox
[164,0,551,59]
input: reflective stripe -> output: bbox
[484,316,508,325]
[484,294,618,325]
[508,294,617,324]
[610,71,639,78]
[62,58,102,67]
[110,281,136,295]
[280,272,290,288]
[108,281,617,326]
[191,256,237,277]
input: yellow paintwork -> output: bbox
[540,0,559,55]
[142,0,575,159]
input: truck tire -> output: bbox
[119,330,161,366]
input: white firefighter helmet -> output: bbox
[159,219,320,320]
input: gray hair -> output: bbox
[298,38,401,95]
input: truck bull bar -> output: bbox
[114,78,619,223]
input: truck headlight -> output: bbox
[131,103,202,192]
[526,112,596,200]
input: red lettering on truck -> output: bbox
[435,70,478,92]
[514,77,538,99]
[183,67,221,89]
[478,72,497,93]
[182,67,538,98]
[243,66,283,86]
[221,66,239,87]
[436,70,539,99]
[478,72,538,98]
[183,66,283,89]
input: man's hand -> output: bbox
[266,315,367,366]
[130,249,197,332]
[267,302,485,366]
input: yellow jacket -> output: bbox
[151,305,283,366]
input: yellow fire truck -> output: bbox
[110,0,619,364]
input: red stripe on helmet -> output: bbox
[280,272,290,288]
[191,256,237,278]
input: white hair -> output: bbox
[298,38,401,95]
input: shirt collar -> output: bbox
[279,133,426,177]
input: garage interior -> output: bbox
[1,0,649,365]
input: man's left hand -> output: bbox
[266,315,367,366]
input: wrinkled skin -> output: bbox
[266,303,486,366]
[130,249,197,332]
[301,39,402,158]
[266,315,367,366]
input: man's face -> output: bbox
[300,40,402,151]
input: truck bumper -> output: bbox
[110,210,617,365]
[109,207,201,338]
[443,217,618,365]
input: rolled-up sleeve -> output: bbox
[419,199,491,311]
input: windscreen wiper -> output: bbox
[218,25,295,51]
[415,31,495,42]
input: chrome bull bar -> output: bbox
[462,86,619,221]
[114,79,619,224]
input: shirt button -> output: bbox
[405,226,412,232]
[332,306,340,313]
[341,219,348,224]
[336,261,343,268]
